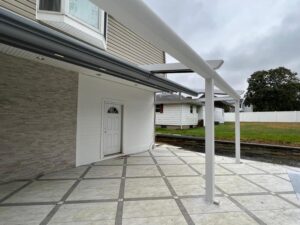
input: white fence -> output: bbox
[224,111,300,123]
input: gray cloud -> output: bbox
[144,0,300,91]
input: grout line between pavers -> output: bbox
[115,157,127,225]
[150,150,196,225]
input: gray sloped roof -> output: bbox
[155,94,203,106]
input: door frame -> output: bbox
[100,98,124,159]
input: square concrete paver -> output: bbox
[0,205,54,225]
[216,175,266,194]
[233,194,296,211]
[0,181,27,200]
[253,209,300,225]
[94,158,124,166]
[246,162,288,174]
[130,151,151,157]
[174,151,199,157]
[123,215,187,225]
[181,197,241,214]
[127,157,154,165]
[190,212,258,225]
[124,178,171,198]
[168,176,205,196]
[243,174,294,192]
[181,156,206,164]
[280,193,300,206]
[215,156,236,164]
[67,179,120,201]
[126,165,161,177]
[48,202,118,224]
[160,165,198,176]
[85,166,123,178]
[191,164,233,175]
[123,199,181,218]
[220,163,266,175]
[151,150,174,157]
[40,166,88,179]
[4,180,74,203]
[154,156,184,165]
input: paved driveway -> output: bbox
[0,145,299,225]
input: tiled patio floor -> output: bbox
[0,145,299,225]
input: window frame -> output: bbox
[37,0,106,35]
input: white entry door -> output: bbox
[103,102,122,156]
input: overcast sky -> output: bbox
[144,0,300,91]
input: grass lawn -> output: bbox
[156,122,300,147]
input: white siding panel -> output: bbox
[181,104,198,126]
[156,104,182,126]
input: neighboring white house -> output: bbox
[155,94,225,129]
[155,94,202,129]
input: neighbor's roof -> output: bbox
[155,94,203,106]
[0,8,198,96]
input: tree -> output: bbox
[244,67,300,111]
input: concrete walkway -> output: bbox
[0,145,299,225]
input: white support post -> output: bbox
[205,78,215,203]
[235,100,241,163]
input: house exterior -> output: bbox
[0,0,197,182]
[155,94,224,129]
[155,94,202,129]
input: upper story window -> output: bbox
[37,0,106,49]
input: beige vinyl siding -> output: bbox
[107,16,165,65]
[0,0,36,20]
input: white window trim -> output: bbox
[36,0,106,49]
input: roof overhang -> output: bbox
[140,60,224,73]
[0,7,198,96]
[92,0,240,100]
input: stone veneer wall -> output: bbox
[0,53,78,183]
[156,134,300,167]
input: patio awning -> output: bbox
[0,7,198,96]
[140,60,224,73]
[92,0,240,100]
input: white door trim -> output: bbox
[100,98,124,159]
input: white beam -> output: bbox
[235,100,241,163]
[205,78,215,203]
[91,0,240,100]
[140,60,224,73]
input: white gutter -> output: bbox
[92,0,240,100]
